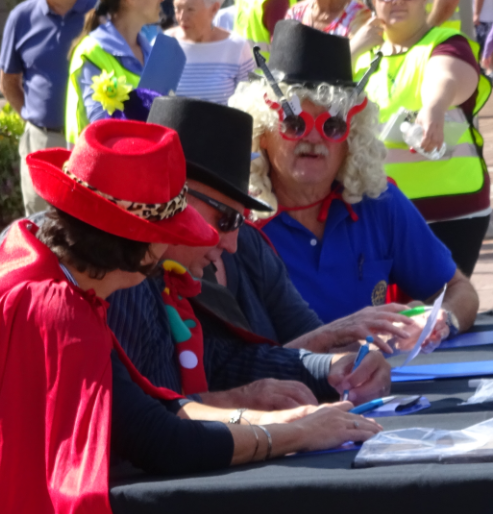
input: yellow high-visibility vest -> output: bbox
[354,27,491,201]
[233,0,297,59]
[66,36,140,145]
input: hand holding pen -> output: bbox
[342,338,371,401]
[328,336,391,405]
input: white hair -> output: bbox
[228,79,388,218]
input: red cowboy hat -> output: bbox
[26,119,219,247]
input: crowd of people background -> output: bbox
[0,0,491,511]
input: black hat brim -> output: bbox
[187,161,272,212]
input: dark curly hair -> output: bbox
[37,207,159,280]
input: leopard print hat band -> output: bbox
[62,162,188,222]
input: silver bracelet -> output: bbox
[257,425,273,461]
[241,416,259,461]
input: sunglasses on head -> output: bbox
[188,189,245,233]
[264,94,368,143]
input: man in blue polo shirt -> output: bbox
[229,21,479,341]
[0,0,95,215]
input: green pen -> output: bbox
[399,306,432,318]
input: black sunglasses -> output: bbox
[188,189,245,233]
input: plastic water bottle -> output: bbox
[400,121,446,160]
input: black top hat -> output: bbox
[147,97,272,212]
[268,20,355,86]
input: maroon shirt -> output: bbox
[263,0,291,36]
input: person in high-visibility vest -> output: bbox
[233,0,297,58]
[354,0,491,278]
[66,0,160,145]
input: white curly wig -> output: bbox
[228,79,388,218]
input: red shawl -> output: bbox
[0,220,183,514]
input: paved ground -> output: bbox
[471,95,493,312]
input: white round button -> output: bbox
[310,239,317,246]
[179,350,198,369]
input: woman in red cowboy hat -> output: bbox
[0,118,381,514]
[0,118,217,513]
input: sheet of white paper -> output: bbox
[401,285,447,367]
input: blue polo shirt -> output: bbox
[262,184,457,324]
[0,0,96,129]
[78,22,151,122]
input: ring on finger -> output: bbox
[353,420,360,429]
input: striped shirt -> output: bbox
[173,32,255,105]
[285,0,368,37]
[107,273,335,400]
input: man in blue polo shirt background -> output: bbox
[0,0,95,215]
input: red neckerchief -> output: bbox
[255,183,358,229]
[161,260,208,395]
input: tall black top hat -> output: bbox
[147,97,272,211]
[268,20,355,86]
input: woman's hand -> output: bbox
[229,403,382,464]
[294,402,382,452]
[350,16,385,59]
[415,104,446,153]
[419,54,478,152]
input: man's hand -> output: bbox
[286,303,415,354]
[0,71,24,116]
[201,378,318,411]
[390,308,449,353]
[328,351,391,405]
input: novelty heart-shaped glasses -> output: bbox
[253,47,382,144]
[264,94,368,143]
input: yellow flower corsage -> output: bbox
[91,70,133,115]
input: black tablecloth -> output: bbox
[109,333,493,514]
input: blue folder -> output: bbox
[287,442,362,458]
[392,360,493,382]
[438,330,493,349]
[139,33,186,95]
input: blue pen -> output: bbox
[350,396,396,415]
[342,336,372,402]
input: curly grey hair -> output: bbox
[228,79,388,218]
